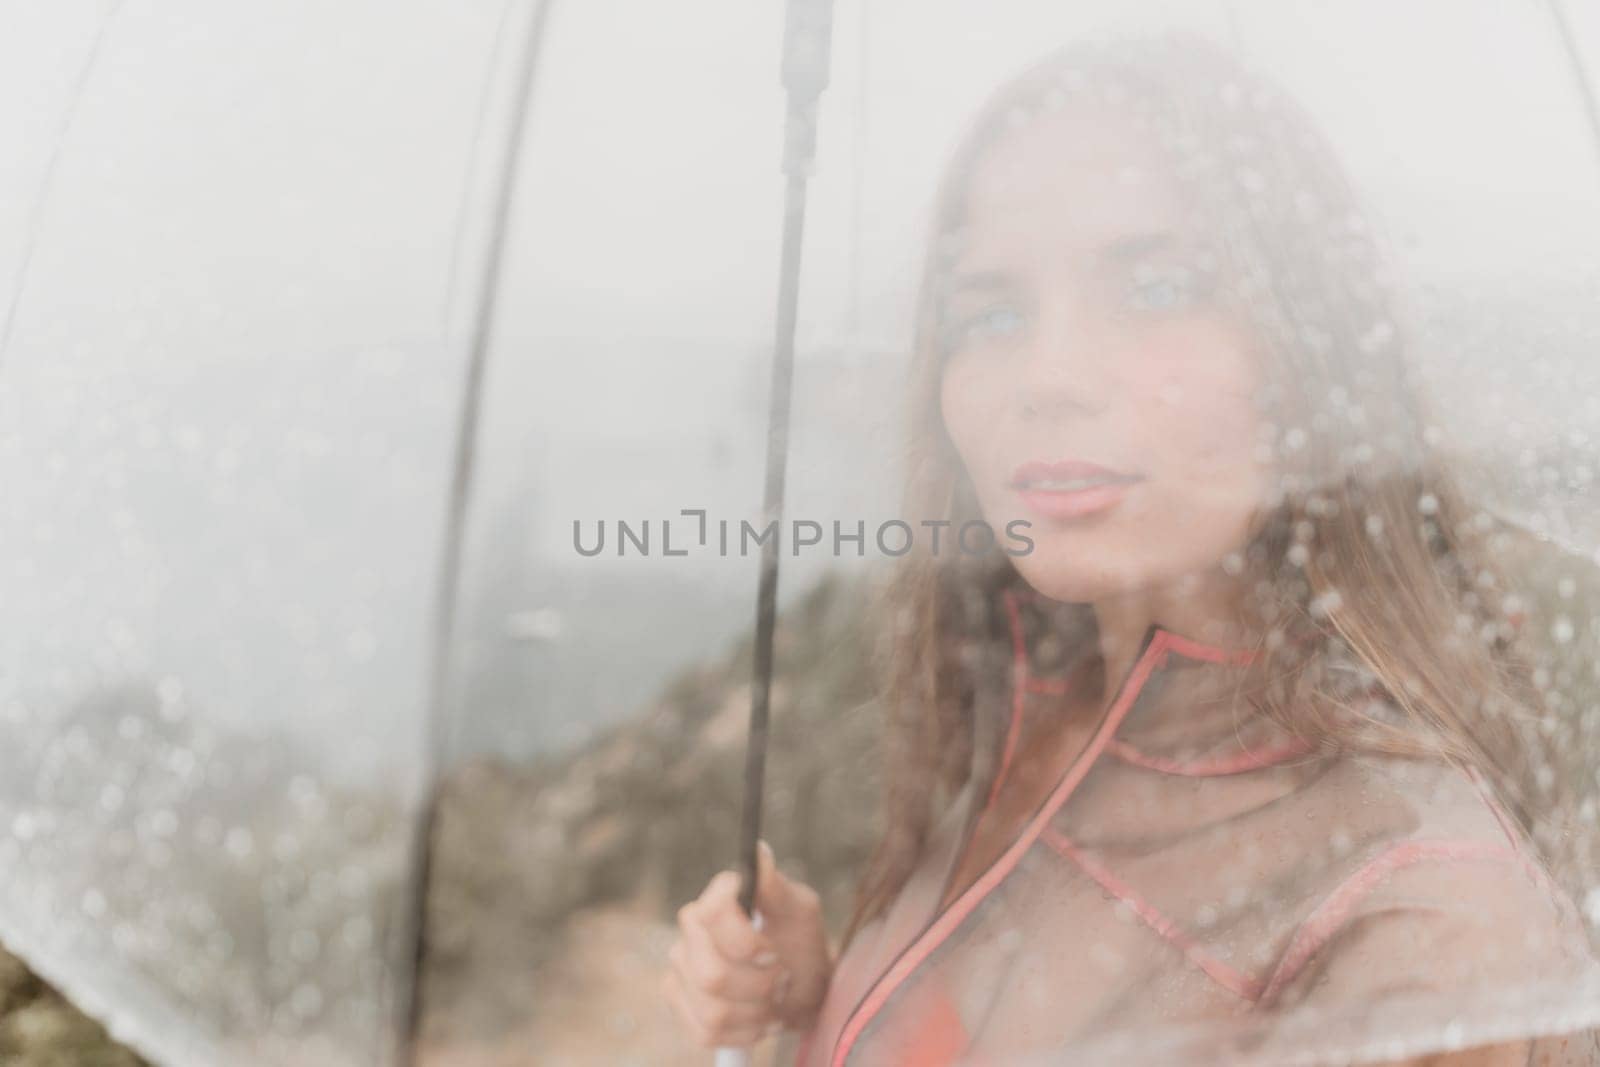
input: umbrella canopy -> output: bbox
[0,0,544,1062]
[3,1,1600,1066]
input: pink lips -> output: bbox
[1009,459,1141,520]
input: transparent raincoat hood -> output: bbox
[2,2,1599,1066]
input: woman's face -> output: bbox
[939,105,1271,604]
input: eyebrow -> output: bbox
[943,232,1192,290]
[1097,231,1182,266]
[941,270,1015,298]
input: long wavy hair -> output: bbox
[843,34,1557,946]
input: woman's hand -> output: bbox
[662,841,833,1048]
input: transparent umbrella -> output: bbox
[3,2,1600,1067]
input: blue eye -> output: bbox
[1125,276,1191,312]
[972,307,1026,337]
[944,306,1026,354]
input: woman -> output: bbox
[663,34,1600,1066]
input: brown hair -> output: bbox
[844,34,1552,946]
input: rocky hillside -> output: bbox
[415,572,886,1064]
[0,950,146,1067]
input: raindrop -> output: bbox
[1088,941,1124,973]
[1358,321,1395,353]
[225,827,254,859]
[338,863,370,898]
[342,916,374,952]
[156,677,186,721]
[290,983,324,1019]
[289,929,321,964]
[507,607,566,643]
[274,833,302,862]
[346,629,378,662]
[167,748,196,778]
[1551,616,1575,645]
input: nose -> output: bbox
[1013,304,1108,422]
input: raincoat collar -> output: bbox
[998,585,1308,784]
[1005,584,1263,672]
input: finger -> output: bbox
[673,963,773,1030]
[752,840,786,913]
[680,910,783,1002]
[717,1019,777,1049]
[694,872,778,964]
[701,869,741,907]
[663,968,714,1047]
[665,967,773,1047]
[753,840,821,921]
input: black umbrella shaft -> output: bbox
[735,0,834,918]
[737,166,810,916]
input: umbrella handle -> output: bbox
[712,911,765,1066]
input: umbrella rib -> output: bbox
[397,0,557,1063]
[1544,0,1600,173]
[0,1,124,375]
